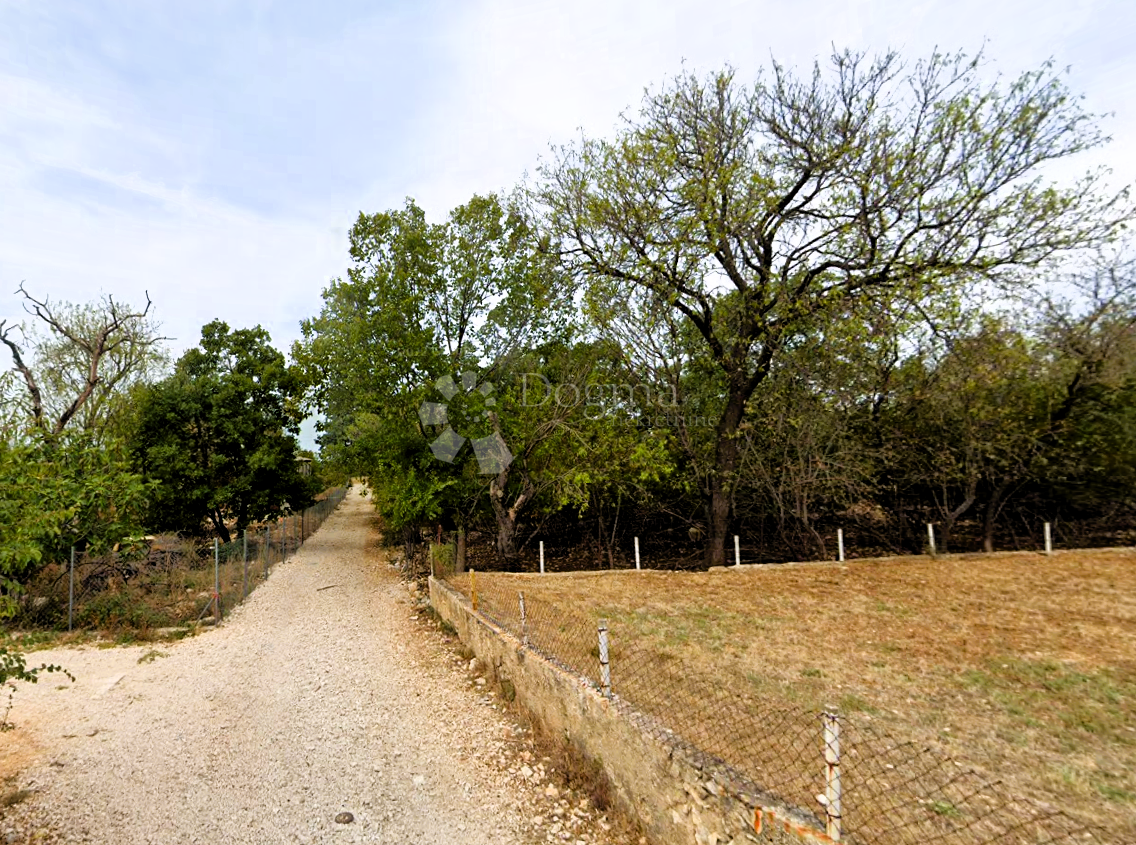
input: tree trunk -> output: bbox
[455,526,467,573]
[705,390,746,568]
[939,482,977,554]
[490,466,536,563]
[402,525,419,563]
[983,480,1012,553]
[210,509,231,544]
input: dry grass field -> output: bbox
[452,548,1136,841]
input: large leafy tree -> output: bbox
[539,48,1132,566]
[133,321,313,541]
[295,194,574,560]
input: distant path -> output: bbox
[0,492,614,844]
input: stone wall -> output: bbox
[429,576,834,845]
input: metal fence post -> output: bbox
[823,711,842,842]
[68,546,75,631]
[634,536,641,570]
[1044,521,1053,555]
[213,537,221,623]
[837,528,845,562]
[519,592,528,647]
[470,569,478,611]
[927,523,937,557]
[242,530,248,600]
[598,619,611,698]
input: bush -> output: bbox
[75,586,166,631]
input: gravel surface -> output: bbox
[0,491,628,845]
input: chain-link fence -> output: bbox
[445,570,1111,845]
[22,487,348,631]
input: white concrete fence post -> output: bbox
[823,711,843,842]
[598,619,611,698]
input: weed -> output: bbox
[0,788,32,808]
[838,692,879,714]
[929,799,961,818]
[75,589,165,632]
[528,725,615,814]
[137,649,168,665]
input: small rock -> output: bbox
[334,812,354,824]
[544,784,559,799]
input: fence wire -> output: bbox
[25,488,348,630]
[446,571,1112,845]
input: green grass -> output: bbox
[958,657,1136,750]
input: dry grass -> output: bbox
[454,548,1136,842]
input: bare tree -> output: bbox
[0,284,167,437]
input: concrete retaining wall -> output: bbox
[429,576,831,845]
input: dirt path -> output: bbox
[0,492,620,844]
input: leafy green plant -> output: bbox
[75,587,165,631]
[0,646,73,731]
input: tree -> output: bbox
[539,48,1132,566]
[877,318,1048,551]
[1021,248,1136,529]
[0,424,149,612]
[0,285,166,439]
[295,194,574,561]
[0,285,157,599]
[132,321,313,541]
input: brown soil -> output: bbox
[452,548,1136,842]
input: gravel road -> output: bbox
[0,491,625,845]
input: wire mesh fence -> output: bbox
[22,487,348,631]
[445,569,1112,845]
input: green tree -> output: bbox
[132,321,313,541]
[0,425,149,612]
[1026,249,1136,526]
[295,194,573,560]
[877,318,1047,551]
[539,48,1131,566]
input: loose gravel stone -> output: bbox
[0,492,622,845]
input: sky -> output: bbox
[2,0,1135,447]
